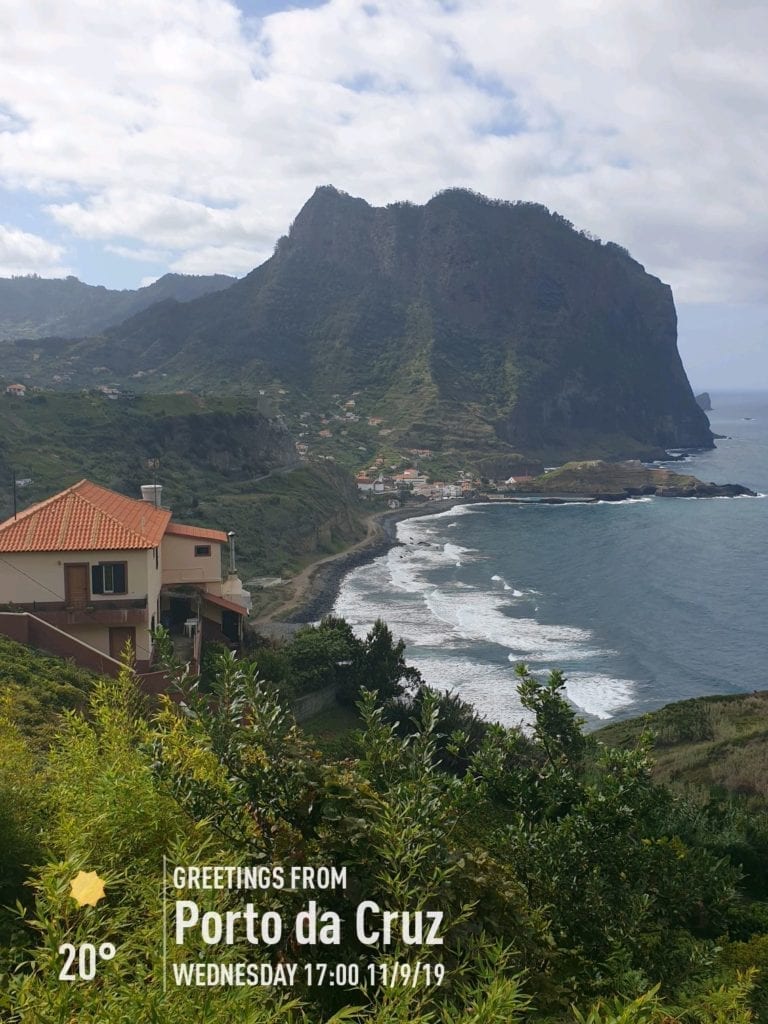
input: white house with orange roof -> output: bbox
[0,480,250,672]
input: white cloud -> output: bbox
[0,223,70,277]
[0,0,767,302]
[106,243,171,263]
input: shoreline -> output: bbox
[258,499,469,627]
[257,493,605,628]
[254,476,755,630]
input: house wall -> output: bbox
[201,599,223,627]
[147,547,162,634]
[0,549,157,661]
[65,624,111,656]
[0,613,124,677]
[0,549,153,605]
[161,535,223,586]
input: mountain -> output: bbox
[0,188,713,460]
[0,272,235,340]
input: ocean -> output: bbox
[334,392,768,730]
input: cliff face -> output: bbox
[0,188,713,459]
[273,187,713,454]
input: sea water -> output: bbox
[334,392,768,729]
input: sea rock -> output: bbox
[695,392,713,411]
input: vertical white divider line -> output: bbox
[162,854,168,993]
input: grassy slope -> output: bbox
[0,635,94,749]
[596,690,768,807]
[196,462,368,578]
[522,460,703,493]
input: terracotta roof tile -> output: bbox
[0,480,171,553]
[164,522,228,543]
[203,591,247,616]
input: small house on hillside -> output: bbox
[5,383,26,397]
[0,480,250,675]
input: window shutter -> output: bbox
[114,563,127,593]
[91,565,104,594]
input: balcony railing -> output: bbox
[4,597,149,627]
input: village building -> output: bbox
[5,383,26,397]
[0,480,250,677]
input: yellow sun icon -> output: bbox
[69,870,106,907]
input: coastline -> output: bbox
[257,499,467,628]
[253,463,757,631]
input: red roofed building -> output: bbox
[0,480,250,674]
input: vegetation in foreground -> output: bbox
[0,621,766,1022]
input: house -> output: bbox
[0,480,250,675]
[373,476,395,494]
[5,383,26,397]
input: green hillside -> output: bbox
[597,689,768,808]
[0,634,94,749]
[0,391,366,580]
[0,272,235,341]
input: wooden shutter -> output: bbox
[91,565,104,594]
[113,563,127,593]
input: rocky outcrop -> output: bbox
[516,460,756,499]
[695,392,713,411]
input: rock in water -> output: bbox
[695,392,713,411]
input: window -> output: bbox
[194,544,211,557]
[91,562,127,595]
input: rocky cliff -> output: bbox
[0,188,714,460]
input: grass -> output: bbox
[300,701,362,757]
[0,635,94,749]
[596,690,768,807]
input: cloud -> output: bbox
[0,224,70,277]
[106,243,171,263]
[0,0,767,303]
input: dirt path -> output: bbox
[254,511,386,625]
[251,498,473,629]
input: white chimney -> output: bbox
[140,483,163,506]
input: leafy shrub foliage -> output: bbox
[0,627,765,1021]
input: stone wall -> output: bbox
[292,684,340,723]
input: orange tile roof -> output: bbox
[203,591,247,616]
[165,522,228,544]
[0,480,172,553]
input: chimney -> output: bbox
[140,483,163,507]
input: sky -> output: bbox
[1,0,766,388]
